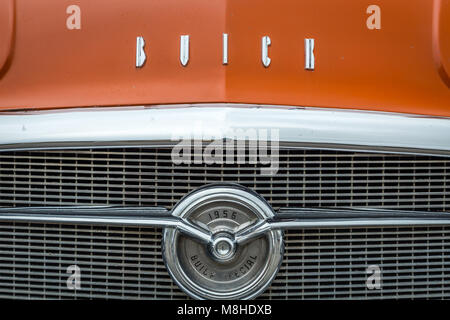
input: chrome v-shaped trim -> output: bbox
[1,206,449,246]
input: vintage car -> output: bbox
[0,0,449,300]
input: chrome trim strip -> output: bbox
[234,208,450,245]
[0,104,449,155]
[276,207,450,219]
[1,206,450,245]
[0,206,170,216]
[235,218,450,246]
[0,206,212,244]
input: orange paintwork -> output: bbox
[0,0,449,116]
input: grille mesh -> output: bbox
[0,147,449,211]
[0,222,184,299]
[1,146,450,299]
[263,227,450,299]
[0,222,449,299]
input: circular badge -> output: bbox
[163,184,283,300]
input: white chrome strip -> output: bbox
[0,104,449,154]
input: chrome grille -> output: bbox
[1,222,449,299]
[263,227,450,299]
[0,222,185,299]
[0,147,449,211]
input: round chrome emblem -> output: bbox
[163,184,283,300]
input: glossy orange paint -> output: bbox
[0,0,449,116]
[0,0,14,79]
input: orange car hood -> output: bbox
[0,0,449,116]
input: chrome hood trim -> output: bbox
[0,104,449,155]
